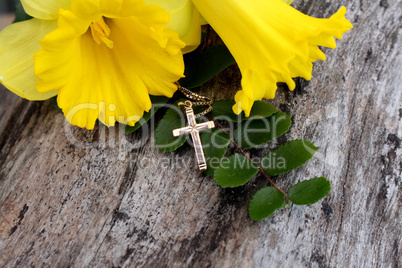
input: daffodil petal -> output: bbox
[145,0,201,53]
[0,19,58,100]
[21,0,72,20]
[191,0,352,116]
[35,0,185,129]
[199,14,208,25]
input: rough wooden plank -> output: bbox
[0,13,14,30]
[0,0,400,267]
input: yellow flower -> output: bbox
[191,0,353,116]
[144,0,202,53]
[0,0,195,129]
[0,0,353,128]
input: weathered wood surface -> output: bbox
[0,0,400,267]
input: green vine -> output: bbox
[152,99,330,220]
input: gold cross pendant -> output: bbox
[173,101,215,171]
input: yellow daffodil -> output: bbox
[0,0,353,128]
[0,0,196,129]
[191,0,353,116]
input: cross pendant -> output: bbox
[173,102,215,171]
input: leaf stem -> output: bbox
[210,117,290,200]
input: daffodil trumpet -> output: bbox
[0,0,198,129]
[191,0,353,116]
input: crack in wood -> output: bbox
[8,204,29,237]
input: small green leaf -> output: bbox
[214,154,258,188]
[247,101,279,119]
[261,140,319,176]
[201,129,231,176]
[288,177,331,205]
[180,45,235,89]
[234,112,291,149]
[249,187,285,220]
[51,96,62,112]
[13,3,32,23]
[211,100,277,122]
[154,103,187,152]
[126,96,169,133]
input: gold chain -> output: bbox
[175,82,213,118]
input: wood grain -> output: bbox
[0,0,400,267]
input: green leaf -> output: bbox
[201,129,231,176]
[51,96,62,112]
[180,45,235,89]
[261,140,319,176]
[13,3,32,23]
[234,112,291,149]
[126,96,169,133]
[154,102,187,152]
[214,154,258,188]
[249,187,285,220]
[288,177,331,205]
[211,100,277,122]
